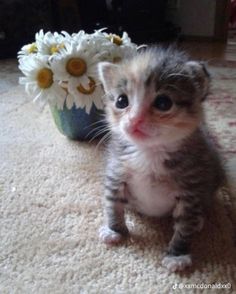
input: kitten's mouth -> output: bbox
[128,128,149,139]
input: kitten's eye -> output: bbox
[153,94,173,111]
[115,94,129,109]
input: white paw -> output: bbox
[99,225,124,245]
[162,254,192,272]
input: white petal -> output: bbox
[19,77,28,85]
[79,75,90,85]
[33,90,44,103]
[66,93,74,109]
[85,100,93,114]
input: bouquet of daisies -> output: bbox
[18,29,138,113]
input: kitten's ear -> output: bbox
[185,61,210,101]
[98,62,120,93]
[185,61,210,78]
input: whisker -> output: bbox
[92,127,111,138]
[85,124,108,139]
[86,125,108,138]
[88,126,110,143]
[95,131,111,151]
[93,133,110,152]
[84,118,107,130]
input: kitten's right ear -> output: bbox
[185,61,210,101]
[98,62,119,93]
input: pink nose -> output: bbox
[129,115,145,132]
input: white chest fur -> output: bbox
[125,149,178,217]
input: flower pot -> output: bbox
[50,103,107,141]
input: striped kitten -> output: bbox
[98,47,224,272]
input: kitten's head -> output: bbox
[98,47,210,148]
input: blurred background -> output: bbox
[0,0,232,59]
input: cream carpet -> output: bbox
[1,59,236,293]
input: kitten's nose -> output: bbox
[127,114,148,138]
[129,115,145,132]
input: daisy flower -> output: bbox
[51,42,99,82]
[18,43,38,59]
[35,29,65,57]
[18,29,139,114]
[51,42,102,111]
[19,55,66,109]
[102,31,137,62]
[70,30,88,45]
[70,29,109,60]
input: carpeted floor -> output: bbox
[0,59,236,293]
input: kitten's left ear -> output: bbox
[185,61,210,101]
[98,62,120,93]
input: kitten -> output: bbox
[97,47,224,272]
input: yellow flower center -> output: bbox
[108,34,123,46]
[66,58,87,77]
[77,77,96,95]
[28,43,37,54]
[37,68,53,89]
[50,43,64,55]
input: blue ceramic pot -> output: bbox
[50,103,107,141]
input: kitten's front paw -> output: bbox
[162,254,192,272]
[99,225,128,245]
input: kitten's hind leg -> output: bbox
[99,184,129,245]
[162,197,204,272]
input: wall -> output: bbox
[168,0,216,37]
